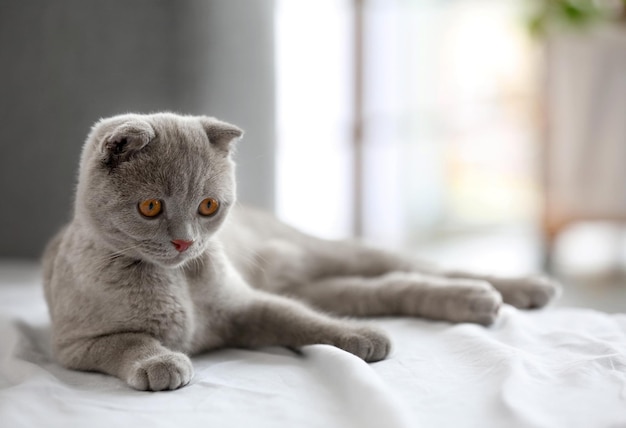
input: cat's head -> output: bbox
[75,112,243,267]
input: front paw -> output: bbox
[127,352,193,391]
[334,327,391,362]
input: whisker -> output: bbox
[91,238,157,272]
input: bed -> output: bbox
[1,260,625,428]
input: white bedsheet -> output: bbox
[1,263,625,428]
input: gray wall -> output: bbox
[0,0,275,259]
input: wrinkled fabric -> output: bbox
[1,274,625,428]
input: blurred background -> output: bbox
[1,0,625,311]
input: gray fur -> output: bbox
[43,113,560,391]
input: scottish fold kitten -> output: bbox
[42,112,559,391]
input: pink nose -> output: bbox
[171,239,193,252]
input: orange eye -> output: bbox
[138,199,162,218]
[198,198,220,216]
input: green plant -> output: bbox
[527,0,626,36]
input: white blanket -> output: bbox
[1,263,625,428]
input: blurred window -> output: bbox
[276,0,538,246]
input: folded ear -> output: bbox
[100,118,156,170]
[198,116,243,152]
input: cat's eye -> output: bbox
[198,198,220,217]
[138,199,163,218]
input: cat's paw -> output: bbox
[127,352,193,391]
[444,281,503,326]
[494,275,562,309]
[334,327,391,362]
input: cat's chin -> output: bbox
[151,253,199,269]
[152,257,188,269]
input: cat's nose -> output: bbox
[171,239,194,252]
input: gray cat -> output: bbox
[42,112,559,391]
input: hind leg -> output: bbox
[435,270,561,309]
[250,238,560,312]
[283,272,502,325]
[319,242,561,310]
